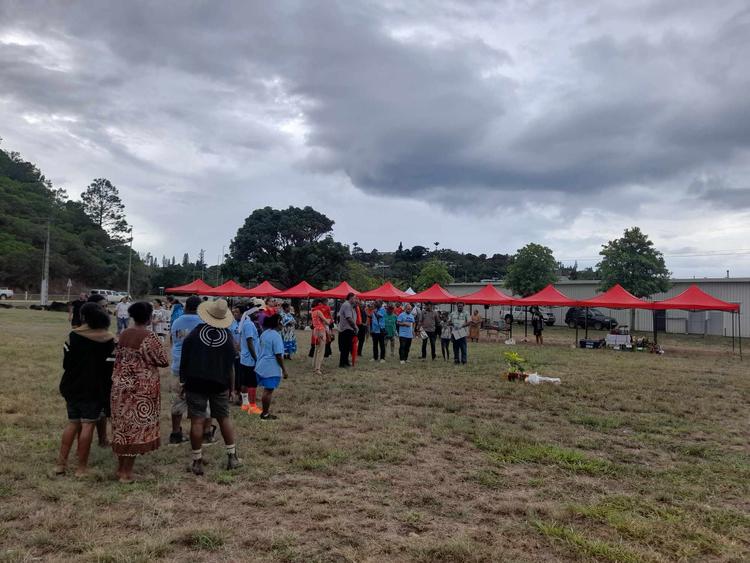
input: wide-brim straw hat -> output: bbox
[197,298,234,329]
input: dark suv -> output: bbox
[564,307,618,330]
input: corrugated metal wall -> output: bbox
[448,279,749,337]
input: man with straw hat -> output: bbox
[179,299,242,475]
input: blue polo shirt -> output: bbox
[397,312,415,338]
[170,313,202,376]
[239,317,259,367]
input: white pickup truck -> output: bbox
[90,289,125,304]
[0,288,14,300]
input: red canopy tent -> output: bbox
[652,284,739,312]
[276,281,321,299]
[652,285,741,354]
[517,284,577,307]
[309,281,360,299]
[166,279,214,294]
[403,283,458,304]
[460,284,515,306]
[578,284,655,309]
[198,280,253,297]
[246,281,281,296]
[357,281,410,301]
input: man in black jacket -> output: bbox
[180,299,242,475]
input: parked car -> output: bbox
[90,289,123,304]
[507,306,556,326]
[564,307,618,330]
[0,288,13,300]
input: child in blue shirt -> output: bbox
[254,314,288,420]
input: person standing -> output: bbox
[230,305,243,404]
[68,292,88,328]
[321,300,335,358]
[239,306,261,414]
[54,303,115,477]
[180,299,243,475]
[85,293,113,446]
[337,293,357,368]
[152,299,170,342]
[440,311,452,361]
[532,309,545,345]
[419,303,440,360]
[168,296,212,445]
[167,295,184,328]
[449,303,470,365]
[115,296,131,335]
[469,309,482,343]
[384,304,397,358]
[370,300,386,362]
[310,299,329,375]
[110,301,169,483]
[280,303,297,359]
[396,303,416,364]
[254,314,289,420]
[356,299,368,358]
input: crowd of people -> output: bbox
[57,290,548,482]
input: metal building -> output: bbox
[447,278,748,337]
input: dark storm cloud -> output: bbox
[1,0,750,264]
[688,176,750,210]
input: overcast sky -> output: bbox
[2,1,750,278]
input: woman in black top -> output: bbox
[54,303,115,477]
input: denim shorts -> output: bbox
[66,398,102,423]
[186,390,229,419]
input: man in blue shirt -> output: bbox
[370,300,386,362]
[238,307,261,414]
[396,303,416,364]
[169,296,206,445]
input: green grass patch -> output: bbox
[475,435,617,476]
[178,529,224,551]
[533,520,645,563]
[569,412,624,431]
[292,448,348,471]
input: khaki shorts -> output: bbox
[169,377,209,418]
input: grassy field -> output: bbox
[0,308,748,562]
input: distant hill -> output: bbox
[0,147,138,292]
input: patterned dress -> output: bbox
[111,328,169,456]
[281,312,297,356]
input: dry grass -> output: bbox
[0,308,748,562]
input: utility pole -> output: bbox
[40,221,51,306]
[126,228,133,297]
[215,245,225,285]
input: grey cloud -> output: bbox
[688,175,750,209]
[1,0,750,276]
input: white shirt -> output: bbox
[115,302,130,319]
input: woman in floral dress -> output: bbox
[110,301,169,483]
[280,302,297,359]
